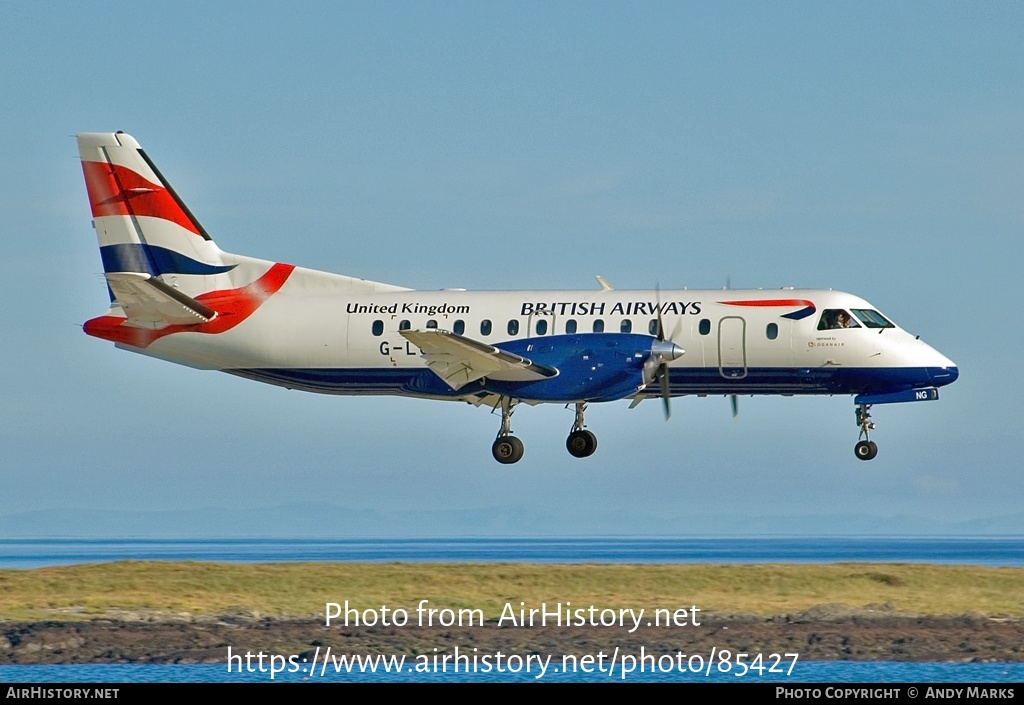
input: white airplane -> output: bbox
[76,132,959,464]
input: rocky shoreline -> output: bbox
[3,608,1022,664]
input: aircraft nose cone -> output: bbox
[931,365,959,387]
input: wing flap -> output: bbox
[105,271,217,329]
[400,329,558,390]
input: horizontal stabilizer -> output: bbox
[401,329,558,391]
[105,272,217,329]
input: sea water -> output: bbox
[0,536,1021,569]
[2,662,1023,683]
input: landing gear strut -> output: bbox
[566,402,598,458]
[854,403,878,461]
[491,397,524,464]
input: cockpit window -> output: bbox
[817,309,861,330]
[851,309,894,329]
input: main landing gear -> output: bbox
[566,402,598,458]
[491,397,524,464]
[489,399,599,464]
[854,403,878,461]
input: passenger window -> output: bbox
[593,319,605,333]
[817,309,861,330]
[453,320,465,335]
[620,319,632,333]
[536,319,548,335]
[508,320,519,336]
[426,319,438,329]
[481,319,492,336]
[565,319,577,335]
[648,319,659,336]
[699,319,711,336]
[372,320,384,336]
[766,322,778,340]
[399,320,411,331]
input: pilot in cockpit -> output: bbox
[818,309,861,330]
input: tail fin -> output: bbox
[78,132,404,345]
[78,132,246,330]
[77,132,236,298]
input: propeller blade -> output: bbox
[655,283,666,341]
[651,284,681,422]
[669,314,683,343]
[655,283,684,342]
[643,356,659,386]
[730,394,739,419]
[657,364,671,421]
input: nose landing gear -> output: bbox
[566,402,598,458]
[854,403,878,460]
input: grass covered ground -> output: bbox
[0,561,1021,622]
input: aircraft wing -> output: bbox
[105,272,217,329]
[400,329,558,391]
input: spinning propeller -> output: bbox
[643,285,685,420]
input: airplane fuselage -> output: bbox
[99,260,955,404]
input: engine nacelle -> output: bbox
[484,333,681,403]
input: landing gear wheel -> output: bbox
[492,436,524,464]
[854,440,878,461]
[491,397,523,464]
[566,429,598,458]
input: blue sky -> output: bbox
[1,2,1021,536]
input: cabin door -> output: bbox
[718,316,748,379]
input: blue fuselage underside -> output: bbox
[227,365,958,402]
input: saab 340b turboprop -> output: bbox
[77,132,959,463]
